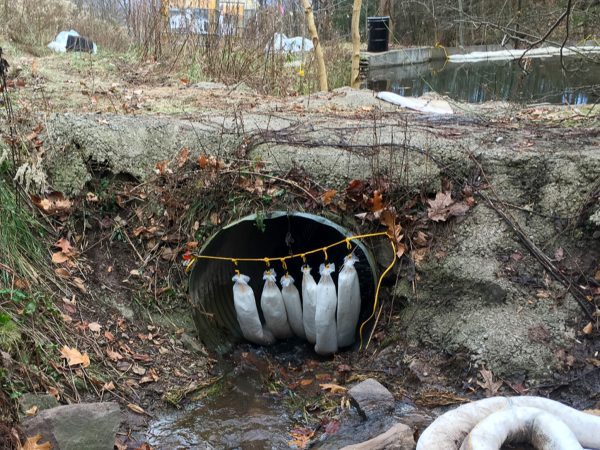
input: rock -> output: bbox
[348,379,394,419]
[22,402,122,450]
[180,333,207,355]
[340,423,415,450]
[19,393,59,419]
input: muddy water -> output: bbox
[145,342,424,449]
[146,356,292,449]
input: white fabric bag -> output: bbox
[337,254,361,347]
[232,274,274,345]
[301,265,318,344]
[281,274,305,339]
[314,263,338,355]
[261,269,293,339]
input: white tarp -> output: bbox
[377,91,454,115]
[449,45,600,63]
[48,30,97,54]
[270,33,314,53]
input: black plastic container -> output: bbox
[367,16,390,52]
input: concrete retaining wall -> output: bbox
[362,44,511,69]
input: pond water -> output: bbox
[367,56,600,104]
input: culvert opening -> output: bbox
[189,211,379,354]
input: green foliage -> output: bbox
[0,168,48,287]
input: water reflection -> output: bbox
[367,56,600,104]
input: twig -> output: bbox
[468,154,595,321]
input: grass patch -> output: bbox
[0,165,49,287]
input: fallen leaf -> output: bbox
[51,252,70,264]
[132,364,146,376]
[59,346,90,368]
[299,379,313,386]
[320,383,347,394]
[140,368,159,384]
[198,154,208,168]
[88,322,102,333]
[127,403,146,414]
[73,277,87,294]
[371,190,384,212]
[477,368,502,396]
[324,419,340,434]
[288,427,314,449]
[54,267,71,278]
[103,381,115,391]
[22,434,52,450]
[427,192,470,222]
[582,322,593,334]
[47,386,60,400]
[106,348,123,361]
[177,147,190,168]
[321,189,337,206]
[31,192,72,216]
[25,405,38,416]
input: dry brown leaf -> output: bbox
[177,147,190,168]
[47,386,60,400]
[321,189,337,206]
[427,192,454,221]
[127,403,146,414]
[371,190,384,212]
[582,322,593,334]
[51,252,70,264]
[198,154,208,168]
[140,368,159,384]
[31,192,72,216]
[59,346,90,368]
[22,434,52,450]
[103,381,115,391]
[320,383,347,394]
[477,368,502,396]
[25,405,38,416]
[299,379,313,386]
[106,348,123,361]
[73,277,87,294]
[88,322,102,333]
[132,364,146,376]
[54,267,71,278]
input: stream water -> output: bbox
[367,55,600,104]
[145,343,423,449]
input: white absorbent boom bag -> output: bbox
[314,263,338,355]
[280,274,305,339]
[232,274,274,345]
[261,269,293,339]
[301,265,318,344]
[336,254,361,347]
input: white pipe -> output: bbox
[416,396,600,450]
[459,406,582,450]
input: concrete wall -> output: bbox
[362,44,512,69]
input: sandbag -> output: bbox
[232,274,274,345]
[337,254,361,347]
[281,274,305,339]
[302,265,318,344]
[314,263,338,355]
[261,269,293,339]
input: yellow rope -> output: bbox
[359,238,397,351]
[186,230,397,352]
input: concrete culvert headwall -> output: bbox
[189,212,378,354]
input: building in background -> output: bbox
[167,0,256,35]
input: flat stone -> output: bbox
[340,423,415,450]
[348,379,394,419]
[23,402,122,450]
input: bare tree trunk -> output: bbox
[458,0,465,46]
[301,0,328,92]
[351,0,363,88]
